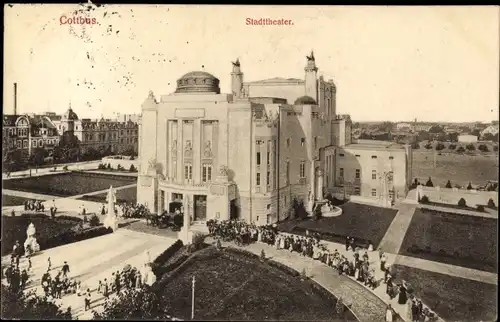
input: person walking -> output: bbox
[61,261,70,278]
[84,289,91,311]
[47,257,52,271]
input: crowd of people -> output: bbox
[23,199,45,212]
[117,202,150,219]
[207,219,439,322]
[96,265,143,302]
[3,264,29,292]
[40,261,78,300]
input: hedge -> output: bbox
[38,226,113,250]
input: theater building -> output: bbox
[137,53,412,226]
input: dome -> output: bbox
[175,71,220,94]
[294,95,317,105]
[63,108,79,120]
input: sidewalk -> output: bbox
[2,161,101,180]
[378,204,417,254]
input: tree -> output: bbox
[456,146,465,153]
[445,180,452,188]
[1,284,72,320]
[467,182,473,190]
[435,142,445,151]
[482,133,496,142]
[29,148,48,167]
[448,132,459,143]
[416,131,430,142]
[458,198,467,208]
[487,198,496,208]
[428,125,444,134]
[420,195,430,204]
[425,177,434,187]
[424,143,433,150]
[377,122,394,133]
[3,149,23,172]
[129,164,137,172]
[476,205,485,212]
[93,286,165,320]
[471,129,481,137]
[465,144,476,151]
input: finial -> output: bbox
[232,58,240,67]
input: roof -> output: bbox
[29,116,57,129]
[180,71,218,79]
[246,77,305,85]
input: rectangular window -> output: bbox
[256,152,261,165]
[286,138,291,147]
[339,153,344,157]
[299,161,306,178]
[32,141,37,148]
[371,155,377,159]
[314,137,318,150]
[355,169,360,179]
[184,163,192,180]
[267,141,271,165]
[266,171,270,185]
[371,189,377,197]
[301,138,306,146]
[389,156,394,160]
[256,173,261,186]
[354,187,361,195]
[286,161,290,184]
[202,164,212,182]
[355,154,360,157]
[372,170,377,180]
[339,168,344,178]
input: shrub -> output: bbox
[39,226,112,250]
[448,144,456,150]
[467,182,473,190]
[435,142,445,151]
[260,249,266,260]
[445,180,452,188]
[458,198,467,208]
[466,144,475,151]
[478,144,489,152]
[456,146,465,153]
[129,164,137,172]
[424,143,432,150]
[1,284,72,320]
[107,163,112,169]
[98,163,106,170]
[130,155,135,160]
[89,214,100,227]
[487,198,496,208]
[425,177,434,187]
[117,164,124,171]
[216,239,222,250]
[420,195,430,204]
[476,205,485,212]
[494,145,498,152]
[188,233,206,253]
[62,165,68,171]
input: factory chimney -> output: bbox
[13,83,18,115]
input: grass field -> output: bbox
[278,202,398,248]
[392,264,497,322]
[412,151,498,187]
[77,186,137,204]
[399,208,497,272]
[157,247,352,321]
[2,172,136,197]
[1,213,82,256]
[1,195,33,207]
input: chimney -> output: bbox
[13,83,17,115]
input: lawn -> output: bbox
[77,186,137,204]
[155,247,353,321]
[1,213,82,256]
[399,208,497,272]
[412,151,498,187]
[2,172,136,197]
[392,264,497,322]
[278,202,398,248]
[1,195,33,207]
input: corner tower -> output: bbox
[304,51,318,101]
[231,58,243,98]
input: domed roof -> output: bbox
[63,108,79,120]
[294,95,317,105]
[175,71,220,94]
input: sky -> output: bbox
[3,4,499,122]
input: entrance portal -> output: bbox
[230,200,239,220]
[194,195,207,221]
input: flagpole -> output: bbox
[191,276,195,320]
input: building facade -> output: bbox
[137,53,412,225]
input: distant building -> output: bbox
[458,134,478,143]
[2,114,60,160]
[115,114,141,123]
[413,124,432,132]
[481,125,499,137]
[396,122,412,131]
[49,106,139,155]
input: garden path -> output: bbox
[2,161,101,180]
[1,229,178,320]
[378,204,417,254]
[2,189,59,201]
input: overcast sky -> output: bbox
[4,4,499,122]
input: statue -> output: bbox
[148,158,157,171]
[306,50,315,62]
[219,165,228,177]
[204,141,212,157]
[232,58,240,67]
[24,222,40,255]
[184,140,193,157]
[148,90,155,99]
[104,186,118,231]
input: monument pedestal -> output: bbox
[178,226,193,245]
